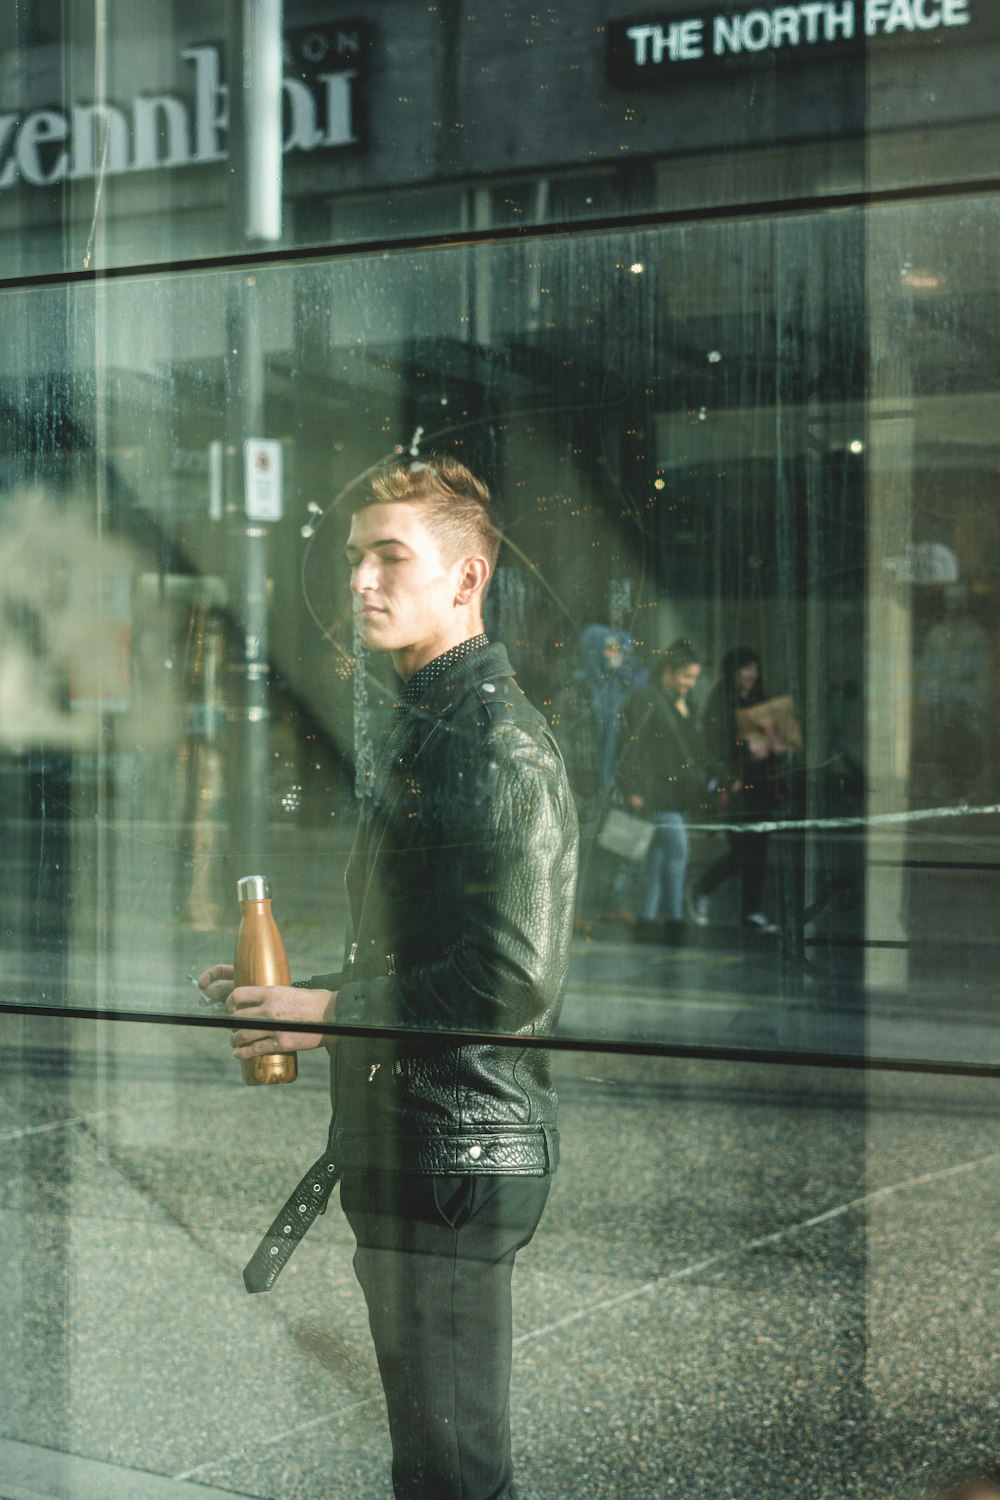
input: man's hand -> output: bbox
[198,964,235,1009]
[225,984,336,1059]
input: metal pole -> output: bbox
[226,0,284,879]
[241,0,284,243]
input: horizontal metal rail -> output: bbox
[0,172,999,295]
[1,998,998,1080]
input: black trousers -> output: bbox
[697,829,769,918]
[340,1173,551,1500]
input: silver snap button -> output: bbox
[468,1144,482,1160]
[312,1183,322,1192]
[269,1247,279,1256]
[298,1204,307,1213]
[283,1225,292,1234]
[481,682,495,693]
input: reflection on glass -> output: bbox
[0,204,995,1069]
[1,7,998,1499]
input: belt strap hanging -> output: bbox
[243,1151,341,1294]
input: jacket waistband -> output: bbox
[329,1123,558,1177]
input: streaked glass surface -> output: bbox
[0,202,997,1065]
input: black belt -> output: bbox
[243,1151,341,1294]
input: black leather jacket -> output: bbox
[308,642,578,1178]
[618,685,704,815]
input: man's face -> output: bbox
[346,502,463,653]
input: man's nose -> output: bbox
[351,561,376,593]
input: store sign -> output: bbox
[0,22,368,192]
[608,0,975,80]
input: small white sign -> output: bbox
[208,439,223,521]
[244,439,284,521]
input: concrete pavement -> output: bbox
[2,1015,999,1500]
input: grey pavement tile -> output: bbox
[0,1437,252,1500]
[4,1039,1000,1498]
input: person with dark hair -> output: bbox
[689,646,781,935]
[199,455,578,1500]
[617,639,704,944]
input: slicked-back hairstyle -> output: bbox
[359,455,501,577]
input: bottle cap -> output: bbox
[237,874,270,903]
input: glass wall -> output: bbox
[2,4,1000,1499]
[2,204,998,1065]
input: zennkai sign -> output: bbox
[0,21,369,191]
[608,0,979,81]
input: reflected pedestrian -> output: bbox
[617,639,703,945]
[689,646,784,936]
[550,622,644,930]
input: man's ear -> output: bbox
[455,555,490,607]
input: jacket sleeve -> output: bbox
[616,692,649,801]
[334,729,577,1036]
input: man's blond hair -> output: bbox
[361,455,501,576]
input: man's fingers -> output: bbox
[231,1035,293,1059]
[229,1027,271,1048]
[198,963,233,988]
[197,965,235,1010]
[225,987,268,1014]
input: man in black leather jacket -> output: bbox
[200,456,578,1500]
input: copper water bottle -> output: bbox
[233,875,297,1086]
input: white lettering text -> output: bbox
[182,45,228,163]
[826,1,856,37]
[70,103,129,179]
[677,19,705,57]
[0,116,18,189]
[626,24,656,65]
[713,14,742,52]
[772,7,802,45]
[800,3,826,41]
[320,70,359,146]
[884,0,916,32]
[742,10,773,49]
[16,110,68,185]
[912,0,941,26]
[282,78,322,150]
[132,96,191,170]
